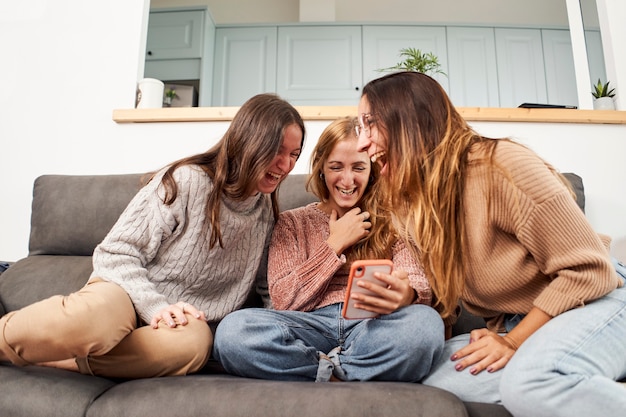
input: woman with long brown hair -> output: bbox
[356,71,626,417]
[0,93,305,379]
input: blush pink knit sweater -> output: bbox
[268,203,431,312]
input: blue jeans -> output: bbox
[213,303,444,382]
[423,268,626,417]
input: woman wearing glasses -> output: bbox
[213,116,444,382]
[355,71,626,417]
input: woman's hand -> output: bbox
[150,302,206,329]
[450,307,551,374]
[327,208,371,255]
[348,269,417,315]
[449,329,518,374]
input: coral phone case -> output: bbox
[341,259,393,319]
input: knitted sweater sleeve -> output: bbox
[268,206,345,311]
[391,239,432,306]
[485,143,618,318]
[90,166,202,321]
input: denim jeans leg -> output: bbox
[422,333,505,403]
[500,281,626,417]
[212,307,338,381]
[339,304,445,382]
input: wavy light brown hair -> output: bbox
[361,72,490,319]
[307,116,395,262]
[150,93,305,249]
[362,72,574,319]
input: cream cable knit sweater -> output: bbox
[90,165,273,324]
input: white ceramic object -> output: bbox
[136,78,164,108]
[593,96,615,110]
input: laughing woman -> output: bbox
[0,93,305,379]
[213,116,444,382]
[355,71,626,417]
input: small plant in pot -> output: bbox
[378,47,446,77]
[164,88,178,107]
[592,79,616,110]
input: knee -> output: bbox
[499,358,544,416]
[212,310,253,359]
[398,305,445,348]
[177,318,213,374]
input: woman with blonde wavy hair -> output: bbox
[356,71,626,417]
[213,116,443,382]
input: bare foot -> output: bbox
[38,358,79,372]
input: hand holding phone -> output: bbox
[341,260,393,319]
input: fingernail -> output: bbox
[470,368,477,375]
[455,364,463,371]
[487,367,494,373]
[450,354,457,361]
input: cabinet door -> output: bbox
[362,26,448,91]
[146,10,204,60]
[276,26,362,105]
[446,27,499,107]
[212,27,277,106]
[495,28,547,107]
[542,29,578,107]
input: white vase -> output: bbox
[593,97,615,110]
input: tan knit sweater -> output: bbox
[268,203,431,311]
[91,165,273,324]
[462,140,620,331]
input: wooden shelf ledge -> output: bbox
[113,106,626,124]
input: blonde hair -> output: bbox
[307,116,395,262]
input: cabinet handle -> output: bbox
[147,51,153,56]
[355,86,359,91]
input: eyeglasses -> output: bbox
[355,113,375,138]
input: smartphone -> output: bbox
[341,259,393,319]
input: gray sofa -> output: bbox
[0,172,584,417]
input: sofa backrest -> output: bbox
[28,173,318,257]
[29,174,146,256]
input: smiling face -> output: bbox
[356,95,388,175]
[322,137,371,217]
[255,123,302,194]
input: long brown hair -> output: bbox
[362,72,575,319]
[362,72,486,318]
[307,116,395,262]
[149,93,305,249]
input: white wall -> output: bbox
[0,0,625,264]
[151,0,573,27]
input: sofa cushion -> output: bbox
[29,174,145,256]
[0,366,116,417]
[27,173,316,258]
[86,375,470,417]
[0,255,92,311]
[278,174,318,211]
[562,172,585,213]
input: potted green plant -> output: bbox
[592,78,615,110]
[378,47,446,76]
[164,87,177,107]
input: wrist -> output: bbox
[502,334,520,351]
